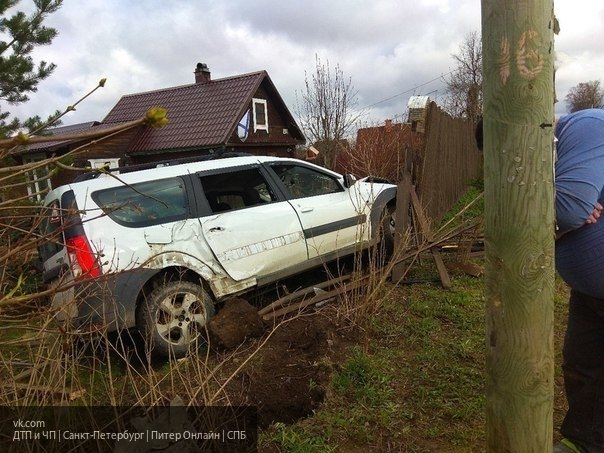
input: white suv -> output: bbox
[39,155,396,358]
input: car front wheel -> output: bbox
[377,206,396,262]
[137,281,215,359]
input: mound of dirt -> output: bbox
[224,311,355,427]
[208,298,266,350]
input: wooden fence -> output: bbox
[331,100,482,223]
[413,101,483,223]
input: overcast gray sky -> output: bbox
[10,0,604,128]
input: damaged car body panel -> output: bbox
[200,202,307,281]
[39,155,397,358]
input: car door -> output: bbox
[196,165,308,282]
[267,163,369,259]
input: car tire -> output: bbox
[137,280,215,359]
[378,206,396,262]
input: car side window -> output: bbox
[270,164,343,199]
[92,177,189,227]
[199,167,276,214]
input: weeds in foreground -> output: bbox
[0,304,299,407]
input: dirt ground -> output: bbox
[210,299,357,428]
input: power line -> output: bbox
[360,70,454,110]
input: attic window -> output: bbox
[252,98,268,133]
[87,158,121,174]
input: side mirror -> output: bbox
[343,174,357,188]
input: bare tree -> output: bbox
[296,55,359,170]
[565,80,604,113]
[442,31,482,122]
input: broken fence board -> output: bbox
[261,279,366,321]
[257,275,351,317]
[392,168,413,282]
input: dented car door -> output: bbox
[197,166,307,282]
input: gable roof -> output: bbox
[103,70,304,153]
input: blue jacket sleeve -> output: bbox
[555,110,604,232]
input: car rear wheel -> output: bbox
[137,281,215,359]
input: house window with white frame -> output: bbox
[23,154,52,202]
[252,98,269,133]
[87,158,121,173]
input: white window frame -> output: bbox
[23,153,52,202]
[87,158,121,175]
[252,98,269,133]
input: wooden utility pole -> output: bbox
[481,1,556,451]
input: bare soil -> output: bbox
[208,297,266,350]
[213,305,356,427]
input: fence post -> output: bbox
[392,148,412,282]
[481,0,556,451]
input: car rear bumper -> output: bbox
[51,268,158,332]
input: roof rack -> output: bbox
[73,151,252,182]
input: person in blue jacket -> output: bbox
[554,108,604,453]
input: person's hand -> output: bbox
[585,202,603,224]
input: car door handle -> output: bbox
[209,226,225,232]
[300,207,314,213]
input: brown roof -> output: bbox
[103,70,304,153]
[16,121,100,154]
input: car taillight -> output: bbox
[66,235,102,278]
